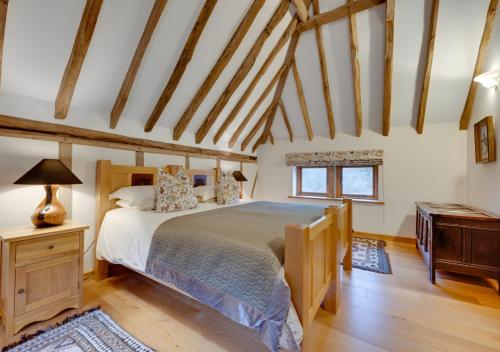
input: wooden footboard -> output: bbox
[285,199,352,352]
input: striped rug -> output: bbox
[352,237,392,274]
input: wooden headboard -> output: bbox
[95,160,216,235]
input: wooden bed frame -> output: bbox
[94,160,352,351]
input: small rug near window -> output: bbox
[3,308,155,352]
[352,237,392,274]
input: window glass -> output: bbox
[342,167,374,196]
[301,167,327,194]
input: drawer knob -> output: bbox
[18,288,25,294]
[48,245,55,250]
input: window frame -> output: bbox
[296,166,334,197]
[335,165,379,199]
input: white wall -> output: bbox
[255,124,467,237]
[0,136,257,273]
[466,12,500,214]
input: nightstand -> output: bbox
[0,222,88,336]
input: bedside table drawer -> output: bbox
[15,233,80,263]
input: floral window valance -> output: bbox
[285,149,384,167]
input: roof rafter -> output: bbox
[214,18,298,144]
[172,0,265,141]
[0,0,8,90]
[459,0,498,130]
[279,99,293,142]
[55,0,103,120]
[291,57,313,140]
[382,0,394,136]
[290,0,309,22]
[110,0,169,129]
[416,0,440,134]
[313,0,335,139]
[195,0,289,144]
[347,0,363,137]
[228,64,286,148]
[144,0,217,132]
[297,0,385,32]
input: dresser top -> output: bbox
[416,202,500,221]
[0,221,89,242]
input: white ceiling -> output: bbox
[0,0,495,153]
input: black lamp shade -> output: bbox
[232,170,248,182]
[14,159,82,185]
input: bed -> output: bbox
[94,160,353,352]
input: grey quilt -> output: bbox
[145,201,325,352]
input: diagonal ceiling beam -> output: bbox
[291,57,313,140]
[55,0,103,119]
[214,18,297,144]
[298,0,385,32]
[416,0,440,134]
[0,0,8,90]
[228,64,285,148]
[459,0,498,130]
[144,0,218,132]
[241,102,273,151]
[290,0,309,22]
[313,0,335,139]
[110,0,169,129]
[195,0,289,144]
[382,0,394,136]
[279,99,293,142]
[172,0,265,141]
[347,0,363,137]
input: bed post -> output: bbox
[323,206,340,314]
[343,198,353,270]
[95,160,111,281]
[285,224,312,352]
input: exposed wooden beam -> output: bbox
[269,131,275,145]
[0,115,257,162]
[144,0,217,132]
[228,64,285,148]
[109,0,168,129]
[291,58,313,141]
[241,103,273,151]
[257,32,301,146]
[347,0,363,137]
[291,0,309,22]
[279,99,293,142]
[382,0,394,136]
[195,0,289,144]
[416,0,439,134]
[298,0,385,32]
[313,0,335,139]
[55,0,103,120]
[0,0,7,89]
[172,0,265,141]
[214,19,298,144]
[459,0,498,130]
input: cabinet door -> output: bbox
[15,254,79,316]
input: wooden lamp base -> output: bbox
[31,185,67,227]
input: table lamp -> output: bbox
[14,159,82,227]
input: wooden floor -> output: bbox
[2,241,500,351]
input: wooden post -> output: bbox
[58,142,73,218]
[135,151,144,166]
[251,173,258,199]
[343,198,353,270]
[185,154,190,169]
[215,157,221,181]
[239,161,244,199]
[323,206,340,314]
[94,160,111,281]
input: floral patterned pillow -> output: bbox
[156,168,198,212]
[216,172,240,205]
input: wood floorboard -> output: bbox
[1,242,499,351]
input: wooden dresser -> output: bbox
[0,222,88,336]
[416,202,500,293]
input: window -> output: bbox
[296,165,379,200]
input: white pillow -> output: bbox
[116,199,155,211]
[193,185,216,202]
[109,185,156,206]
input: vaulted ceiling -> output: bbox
[0,0,497,154]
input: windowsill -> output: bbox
[288,195,385,205]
